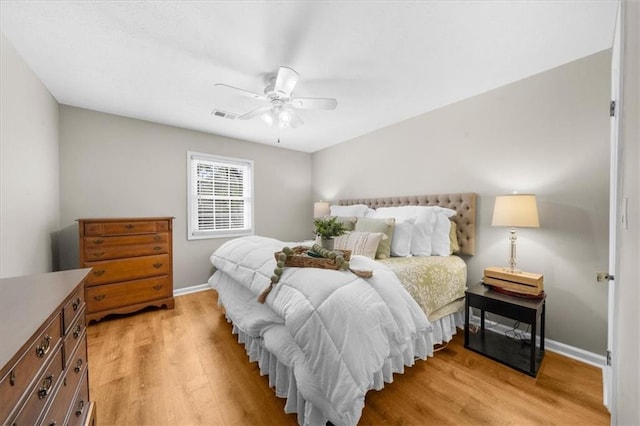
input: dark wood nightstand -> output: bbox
[464,282,546,377]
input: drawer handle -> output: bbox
[72,297,82,311]
[153,262,163,269]
[153,235,161,241]
[92,251,105,257]
[153,284,163,291]
[153,246,162,251]
[73,323,83,339]
[36,335,52,358]
[93,239,104,245]
[38,374,54,399]
[93,269,105,277]
[75,399,85,417]
[124,224,135,230]
[74,358,84,373]
[9,371,16,386]
[94,294,106,301]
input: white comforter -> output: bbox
[209,236,432,426]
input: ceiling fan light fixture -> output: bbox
[279,109,292,126]
[261,110,275,126]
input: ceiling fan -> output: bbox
[212,66,338,129]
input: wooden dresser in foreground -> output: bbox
[0,269,95,426]
[78,217,174,323]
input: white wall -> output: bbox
[312,51,611,354]
[58,106,312,289]
[0,34,60,278]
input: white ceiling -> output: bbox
[0,1,618,153]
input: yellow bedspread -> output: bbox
[379,256,467,321]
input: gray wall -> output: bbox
[58,106,312,289]
[0,35,60,278]
[311,51,611,355]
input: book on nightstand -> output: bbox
[483,266,544,296]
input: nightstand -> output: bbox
[464,282,546,377]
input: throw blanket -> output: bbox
[210,236,431,426]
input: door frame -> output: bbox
[605,0,624,419]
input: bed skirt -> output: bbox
[224,309,463,426]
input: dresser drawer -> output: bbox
[62,286,85,335]
[84,254,170,286]
[85,242,169,261]
[40,339,87,426]
[9,346,64,426]
[0,314,62,421]
[67,370,90,426]
[86,275,172,313]
[84,232,168,249]
[84,220,169,236]
[63,310,86,368]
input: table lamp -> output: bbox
[313,201,330,218]
[492,193,539,273]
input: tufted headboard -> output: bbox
[338,192,477,256]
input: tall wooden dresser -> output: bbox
[0,269,95,426]
[78,217,175,323]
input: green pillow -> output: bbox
[355,217,395,259]
[329,216,357,232]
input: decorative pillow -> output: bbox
[330,204,370,218]
[431,213,453,256]
[390,217,415,257]
[449,220,460,254]
[334,231,384,259]
[354,217,395,259]
[327,216,357,231]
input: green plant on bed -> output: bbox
[313,216,347,240]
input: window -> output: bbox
[187,151,254,240]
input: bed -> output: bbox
[338,193,476,343]
[208,192,476,426]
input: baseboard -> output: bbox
[469,314,606,369]
[173,282,213,297]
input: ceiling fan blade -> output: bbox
[214,83,266,101]
[238,105,271,120]
[274,66,300,97]
[290,97,338,110]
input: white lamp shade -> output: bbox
[313,201,330,218]
[492,194,540,228]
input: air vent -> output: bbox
[211,109,238,119]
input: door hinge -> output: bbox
[606,350,612,366]
[610,100,616,117]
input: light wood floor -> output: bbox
[87,290,610,425]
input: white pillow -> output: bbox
[370,206,438,256]
[431,213,452,256]
[409,208,437,256]
[330,204,370,218]
[389,218,415,257]
[437,207,457,218]
[334,231,384,259]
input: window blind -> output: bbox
[188,152,253,239]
